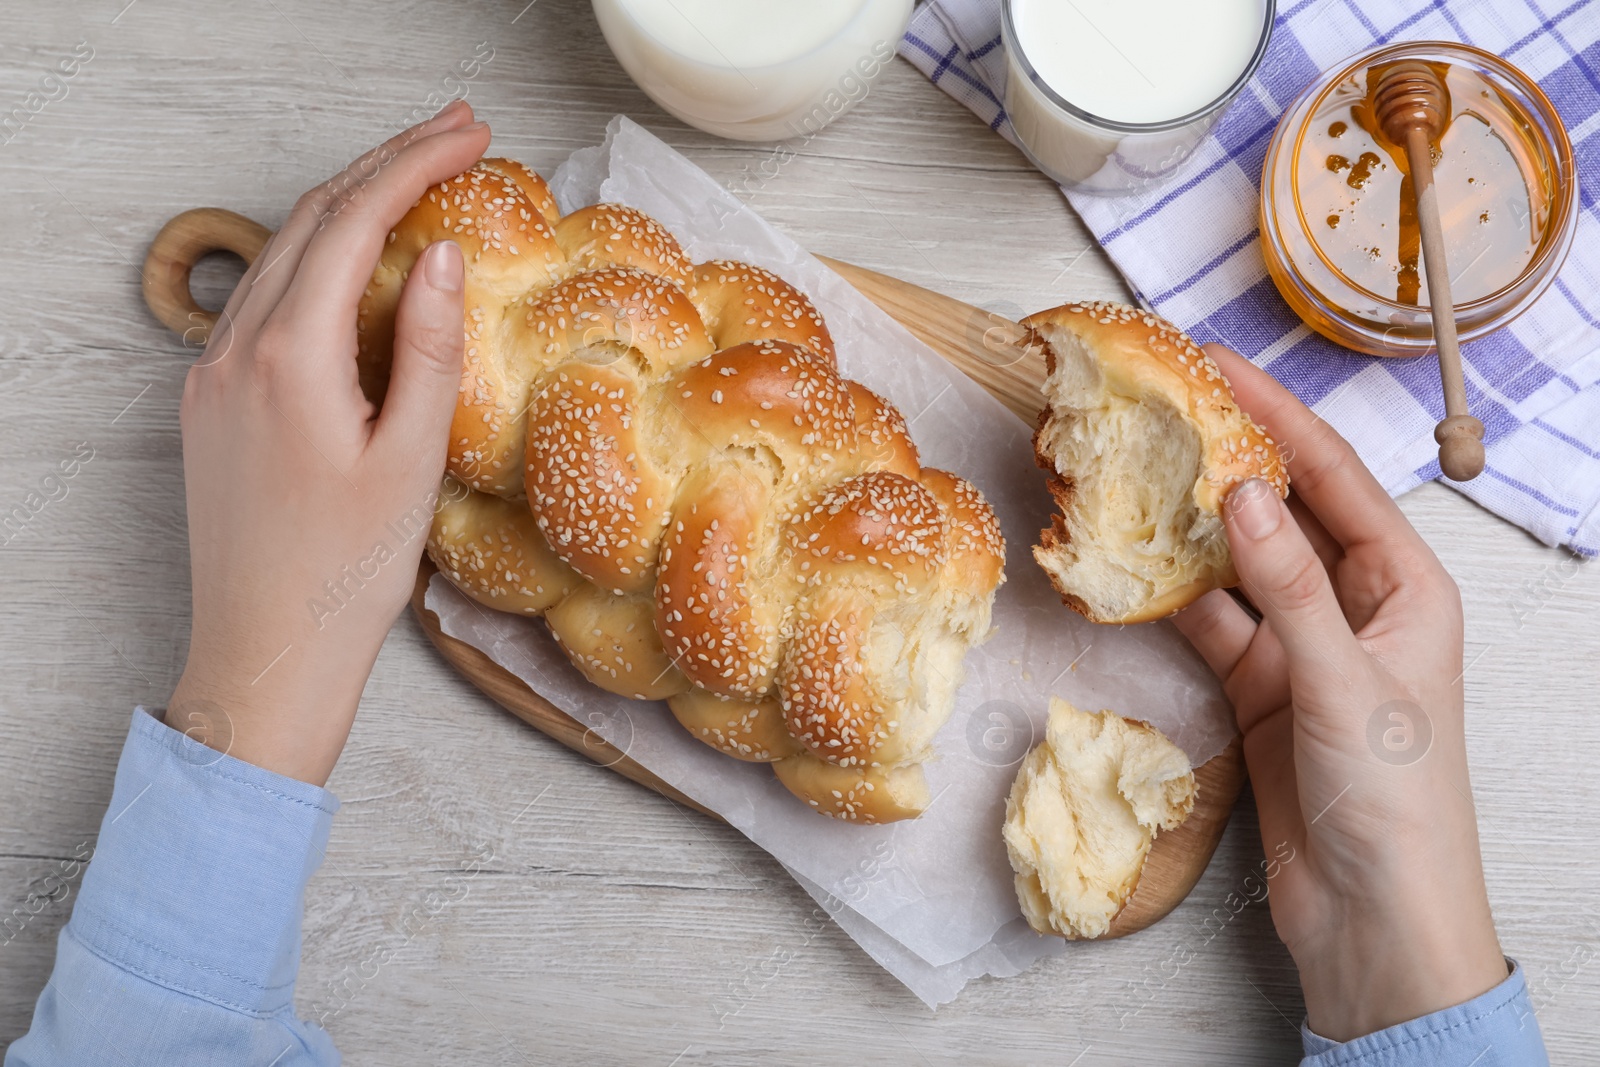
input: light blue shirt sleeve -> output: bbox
[1301,959,1548,1066]
[5,708,341,1066]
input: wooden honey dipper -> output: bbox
[1374,61,1485,481]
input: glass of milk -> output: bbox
[1002,0,1274,195]
[592,0,914,142]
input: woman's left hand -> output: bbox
[168,101,490,785]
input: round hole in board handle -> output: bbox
[142,207,272,347]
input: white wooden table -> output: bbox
[2,2,1596,1062]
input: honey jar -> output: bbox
[1260,41,1577,356]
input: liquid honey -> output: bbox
[1261,42,1576,356]
[1291,59,1554,308]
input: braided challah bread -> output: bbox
[357,159,1006,823]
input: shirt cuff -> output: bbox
[66,707,339,1017]
[1300,959,1548,1066]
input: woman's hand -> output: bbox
[167,101,491,786]
[1173,345,1507,1041]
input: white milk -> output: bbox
[1002,0,1271,193]
[1012,0,1265,124]
[592,0,914,141]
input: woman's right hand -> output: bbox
[1173,345,1507,1041]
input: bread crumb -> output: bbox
[1003,697,1195,939]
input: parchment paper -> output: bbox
[426,115,1237,1006]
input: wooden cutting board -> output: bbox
[144,208,1245,940]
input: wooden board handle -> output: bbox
[137,210,1051,421]
[142,207,271,346]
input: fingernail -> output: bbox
[434,98,468,120]
[1227,478,1281,541]
[459,121,489,132]
[425,240,463,292]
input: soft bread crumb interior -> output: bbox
[1033,324,1224,620]
[866,588,994,767]
[1003,697,1196,940]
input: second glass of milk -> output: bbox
[592,0,914,142]
[1002,0,1274,195]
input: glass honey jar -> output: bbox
[1260,41,1577,356]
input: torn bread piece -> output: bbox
[1026,301,1288,623]
[1003,696,1196,940]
